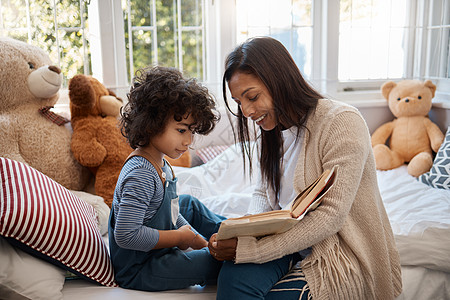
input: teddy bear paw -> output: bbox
[373,144,403,170]
[407,152,433,177]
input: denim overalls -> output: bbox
[109,148,224,291]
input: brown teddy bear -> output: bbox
[371,80,444,177]
[69,74,133,207]
[0,37,90,190]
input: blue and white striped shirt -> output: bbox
[112,156,189,252]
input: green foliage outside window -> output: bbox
[124,0,204,81]
[0,0,90,87]
[1,0,204,86]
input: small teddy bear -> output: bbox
[371,80,444,177]
[69,74,134,207]
[0,37,90,190]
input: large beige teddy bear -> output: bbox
[371,80,444,177]
[0,37,111,234]
[0,37,90,190]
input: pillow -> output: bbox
[0,236,65,300]
[417,126,450,189]
[0,157,117,287]
[196,145,230,164]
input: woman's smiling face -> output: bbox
[228,71,277,131]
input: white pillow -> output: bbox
[0,236,65,300]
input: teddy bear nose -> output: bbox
[48,65,61,74]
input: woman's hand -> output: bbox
[208,233,237,261]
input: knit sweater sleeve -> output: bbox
[247,146,274,214]
[248,181,273,213]
[235,108,372,263]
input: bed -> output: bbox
[1,105,449,300]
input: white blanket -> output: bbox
[174,144,256,218]
[377,166,450,273]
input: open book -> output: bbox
[216,165,338,240]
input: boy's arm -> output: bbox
[154,225,198,250]
[175,209,207,249]
[176,214,199,235]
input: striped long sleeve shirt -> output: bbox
[111,156,189,252]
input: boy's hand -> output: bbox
[189,233,208,250]
[177,225,197,250]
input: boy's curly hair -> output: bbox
[121,66,219,149]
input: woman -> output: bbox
[208,37,402,299]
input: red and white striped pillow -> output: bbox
[0,157,116,287]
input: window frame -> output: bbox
[325,0,450,104]
[414,0,450,103]
[88,1,128,100]
[89,0,232,101]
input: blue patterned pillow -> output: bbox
[417,126,450,189]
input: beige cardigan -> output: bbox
[236,99,402,299]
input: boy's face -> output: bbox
[150,114,195,160]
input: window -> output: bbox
[338,0,408,81]
[123,0,206,81]
[235,0,450,102]
[1,0,449,104]
[0,0,90,87]
[415,0,450,98]
[337,0,450,99]
[422,0,449,80]
[236,0,313,78]
[0,0,213,99]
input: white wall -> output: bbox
[355,102,449,134]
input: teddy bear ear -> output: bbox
[107,89,123,103]
[381,81,396,100]
[424,80,436,98]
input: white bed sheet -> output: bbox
[62,280,216,300]
[62,265,450,300]
[376,166,450,273]
[64,146,450,299]
[397,266,450,300]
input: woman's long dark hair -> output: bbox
[222,37,323,202]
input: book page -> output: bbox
[289,174,326,212]
[222,210,291,223]
[291,166,337,218]
[217,217,299,240]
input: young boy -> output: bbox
[109,66,225,291]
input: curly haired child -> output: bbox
[108,66,226,291]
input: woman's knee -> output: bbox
[217,261,267,299]
[217,258,292,300]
